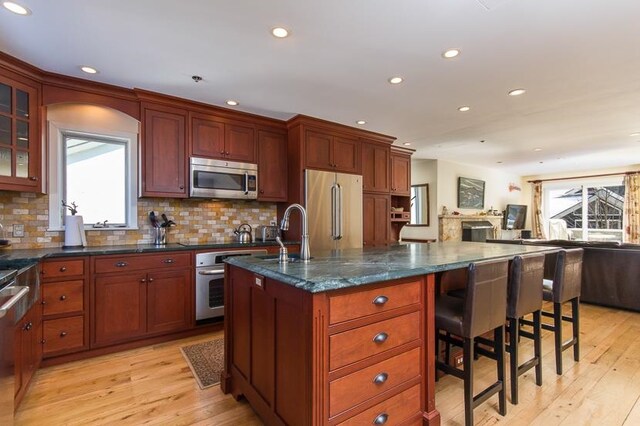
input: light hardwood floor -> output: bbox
[16,303,640,425]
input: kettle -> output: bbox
[234,223,253,243]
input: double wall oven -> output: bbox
[195,249,267,321]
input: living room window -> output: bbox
[543,177,625,242]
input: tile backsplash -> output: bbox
[0,191,277,249]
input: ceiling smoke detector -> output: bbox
[192,75,203,83]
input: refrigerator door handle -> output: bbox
[335,183,343,240]
[331,183,338,239]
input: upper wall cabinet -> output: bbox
[140,103,188,198]
[390,149,411,196]
[257,129,287,202]
[0,73,41,192]
[190,112,256,163]
[304,129,360,174]
[361,140,390,193]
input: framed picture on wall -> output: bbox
[458,177,485,208]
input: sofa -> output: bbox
[486,239,640,312]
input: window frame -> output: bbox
[48,120,138,231]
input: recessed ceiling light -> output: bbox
[356,120,366,125]
[442,49,460,59]
[80,66,98,74]
[388,76,404,84]
[508,88,526,96]
[630,132,640,137]
[458,106,471,112]
[403,142,411,146]
[2,1,31,15]
[226,100,239,106]
[533,147,542,152]
[271,27,289,38]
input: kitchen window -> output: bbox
[49,126,138,230]
[543,177,625,242]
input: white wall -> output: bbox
[401,159,438,240]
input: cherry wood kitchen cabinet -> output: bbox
[41,257,90,359]
[0,71,41,192]
[14,300,42,408]
[390,149,411,196]
[92,251,192,347]
[190,111,256,163]
[223,265,439,425]
[257,129,287,201]
[361,141,390,193]
[304,129,360,174]
[141,102,188,198]
[363,193,390,247]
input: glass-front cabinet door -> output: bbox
[0,73,40,191]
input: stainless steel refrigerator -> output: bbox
[305,170,363,252]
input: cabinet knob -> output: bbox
[220,150,225,154]
[372,372,388,385]
[372,295,388,306]
[259,190,264,194]
[373,413,388,425]
[372,332,388,344]
[60,266,67,272]
[141,278,147,283]
[148,277,154,282]
[24,322,33,331]
[179,185,185,190]
[115,261,128,268]
[41,300,46,305]
[225,151,230,155]
[41,339,46,344]
[29,176,38,181]
[60,331,68,338]
[60,295,67,301]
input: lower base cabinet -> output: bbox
[222,264,440,425]
[14,301,42,408]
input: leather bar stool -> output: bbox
[540,248,583,375]
[505,253,545,404]
[435,258,509,426]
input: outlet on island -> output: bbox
[13,224,25,238]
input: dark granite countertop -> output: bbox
[0,240,298,269]
[225,241,560,293]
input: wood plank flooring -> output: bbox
[15,303,640,425]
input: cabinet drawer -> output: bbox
[337,383,421,426]
[42,280,84,316]
[42,259,85,278]
[43,316,84,354]
[329,280,421,325]
[330,347,420,417]
[94,252,190,274]
[330,311,420,370]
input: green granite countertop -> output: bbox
[0,240,298,269]
[225,241,560,293]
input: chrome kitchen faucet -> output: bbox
[280,203,310,262]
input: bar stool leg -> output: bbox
[435,329,440,383]
[572,298,580,362]
[463,337,474,426]
[533,310,542,386]
[445,332,451,366]
[495,325,507,415]
[554,302,563,375]
[509,318,519,404]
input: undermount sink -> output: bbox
[257,253,310,263]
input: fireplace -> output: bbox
[461,221,495,242]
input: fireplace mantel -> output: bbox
[438,215,503,241]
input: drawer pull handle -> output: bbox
[373,413,388,425]
[60,266,67,272]
[372,332,388,344]
[372,295,388,306]
[60,295,67,301]
[115,262,128,267]
[60,331,68,338]
[373,372,388,385]
[162,259,175,264]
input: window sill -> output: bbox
[48,226,139,232]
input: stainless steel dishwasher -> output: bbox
[0,269,29,426]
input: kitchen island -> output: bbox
[222,242,556,426]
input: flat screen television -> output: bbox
[503,204,527,230]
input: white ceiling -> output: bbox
[1,0,639,176]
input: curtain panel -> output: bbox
[532,181,546,239]
[624,173,640,244]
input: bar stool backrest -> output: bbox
[464,259,509,337]
[552,248,583,303]
[507,253,545,319]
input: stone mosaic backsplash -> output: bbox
[0,191,277,249]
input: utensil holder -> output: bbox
[152,227,166,245]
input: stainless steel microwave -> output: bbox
[189,157,258,199]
